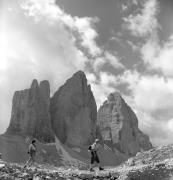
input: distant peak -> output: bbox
[31,79,39,89]
[113,91,122,97]
[72,71,86,78]
[107,92,122,102]
[39,80,50,93]
[40,80,50,86]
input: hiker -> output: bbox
[88,139,104,172]
[24,139,37,168]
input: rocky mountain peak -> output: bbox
[31,79,39,89]
[107,92,122,104]
[97,91,152,157]
[50,71,97,147]
[4,71,153,167]
[72,70,86,78]
[40,80,49,88]
[65,71,88,91]
[6,79,54,143]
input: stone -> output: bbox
[6,79,55,143]
[50,71,97,147]
[0,163,5,169]
[19,172,29,178]
[97,92,152,156]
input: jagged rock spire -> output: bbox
[6,79,55,143]
[50,71,97,146]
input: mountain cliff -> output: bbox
[50,71,97,147]
[6,80,55,143]
[3,71,153,167]
[97,92,152,156]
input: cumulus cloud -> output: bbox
[0,0,125,133]
[123,0,173,78]
[141,34,173,77]
[119,70,173,146]
[86,72,119,108]
[104,51,125,69]
[93,51,124,72]
[121,0,173,146]
[93,57,105,72]
[123,0,160,37]
[120,0,139,13]
[0,0,106,133]
[137,111,173,146]
[2,0,172,148]
[126,40,139,51]
[132,76,173,116]
[0,0,93,132]
[21,0,101,57]
[121,71,173,116]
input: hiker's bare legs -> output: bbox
[90,163,95,171]
[98,163,104,170]
[90,162,103,171]
[24,155,35,167]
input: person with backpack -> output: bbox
[24,139,37,168]
[88,139,104,172]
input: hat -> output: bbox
[32,139,36,144]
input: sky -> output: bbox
[0,0,173,147]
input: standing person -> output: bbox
[88,139,104,172]
[24,139,37,168]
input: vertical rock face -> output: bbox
[97,92,152,156]
[50,71,97,147]
[6,80,55,143]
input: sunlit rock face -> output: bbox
[6,80,55,143]
[50,71,97,147]
[97,92,152,156]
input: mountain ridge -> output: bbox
[2,70,152,167]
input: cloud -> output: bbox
[104,51,125,69]
[87,68,173,146]
[119,70,173,146]
[123,0,160,37]
[0,0,125,133]
[120,0,139,13]
[123,0,173,79]
[141,34,173,77]
[126,40,139,51]
[86,72,119,108]
[121,71,173,115]
[21,0,101,57]
[137,111,173,147]
[92,51,124,72]
[117,70,140,88]
[122,0,173,78]
[132,76,173,114]
[121,4,128,12]
[0,0,102,133]
[93,57,105,72]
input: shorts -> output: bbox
[91,151,100,164]
[30,152,36,161]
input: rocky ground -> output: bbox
[1,159,173,180]
[1,144,173,180]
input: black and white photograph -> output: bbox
[0,0,173,179]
